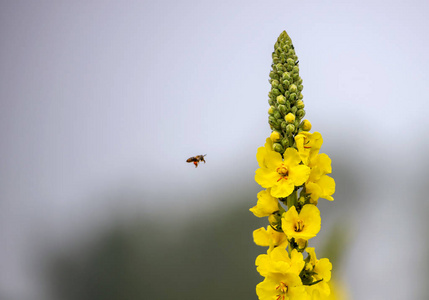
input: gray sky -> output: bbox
[1,0,429,299]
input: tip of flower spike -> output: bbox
[279,30,291,41]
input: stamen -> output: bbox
[276,165,289,182]
[304,139,311,149]
[295,220,305,232]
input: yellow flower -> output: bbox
[255,146,310,198]
[304,248,332,299]
[256,248,305,277]
[250,189,279,218]
[253,226,288,249]
[256,274,308,300]
[295,132,323,165]
[306,154,335,202]
[281,205,321,241]
[306,247,332,282]
[255,249,308,300]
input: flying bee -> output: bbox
[186,154,206,168]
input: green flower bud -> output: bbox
[275,63,284,72]
[271,80,279,89]
[273,143,284,153]
[281,121,287,131]
[296,109,305,119]
[298,85,304,92]
[289,93,297,101]
[282,72,291,81]
[289,84,298,93]
[294,119,300,128]
[268,214,281,231]
[274,118,282,130]
[291,106,297,114]
[272,55,280,64]
[286,124,295,135]
[269,71,278,80]
[292,66,299,73]
[296,100,305,109]
[268,99,274,106]
[273,111,282,120]
[282,80,290,89]
[272,88,281,96]
[285,113,295,124]
[287,58,295,65]
[298,93,304,100]
[270,131,281,142]
[281,138,289,148]
[268,106,275,115]
[277,95,286,105]
[268,116,276,126]
[301,119,312,131]
[278,104,287,116]
[296,239,308,253]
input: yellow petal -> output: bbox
[306,181,322,202]
[315,258,332,282]
[253,227,270,246]
[314,153,332,174]
[283,147,302,166]
[290,164,311,186]
[289,249,305,275]
[265,149,283,170]
[318,175,335,201]
[249,189,279,217]
[255,168,278,188]
[256,277,279,300]
[299,205,321,237]
[256,146,268,168]
[264,137,273,150]
[271,180,294,198]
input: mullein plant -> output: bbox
[250,31,335,300]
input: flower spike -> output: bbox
[251,30,336,300]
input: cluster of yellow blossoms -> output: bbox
[251,31,336,300]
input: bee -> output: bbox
[186,154,206,168]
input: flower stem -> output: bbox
[286,190,297,209]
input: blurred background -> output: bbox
[1,0,429,299]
